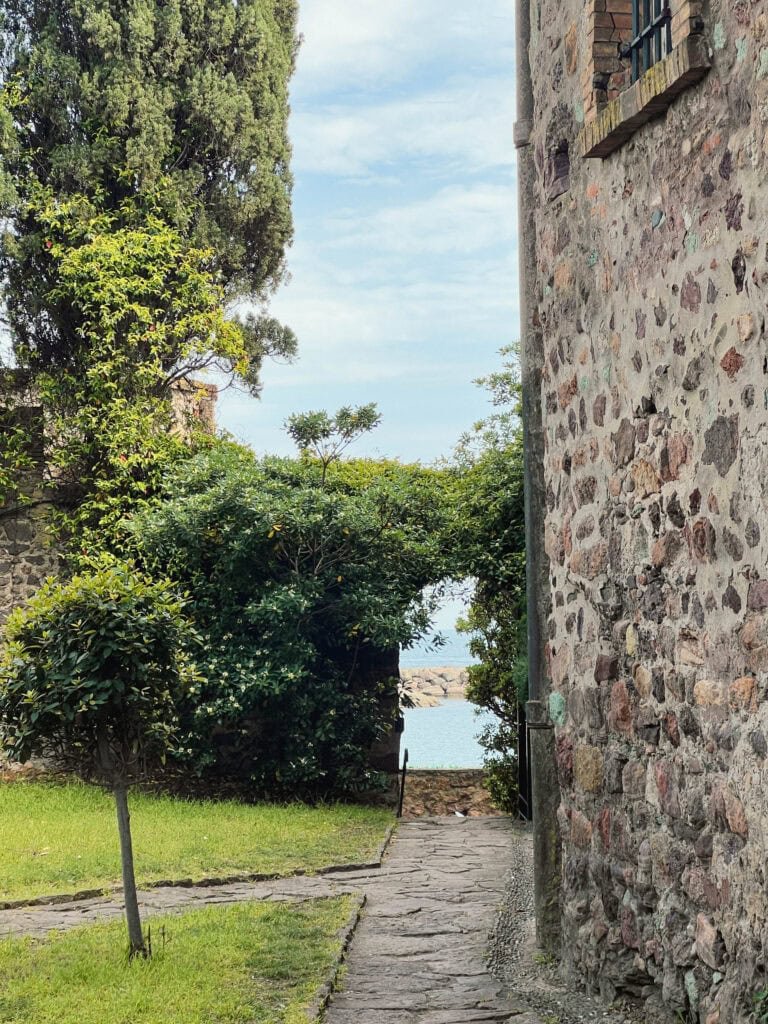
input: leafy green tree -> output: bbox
[126,440,454,798]
[286,404,383,485]
[0,0,299,383]
[452,347,527,811]
[27,201,249,555]
[0,559,198,957]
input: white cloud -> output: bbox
[295,0,515,95]
[293,75,516,179]
[264,253,519,389]
[324,183,517,257]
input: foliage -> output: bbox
[0,1,299,563]
[0,781,392,903]
[21,199,252,557]
[0,558,197,781]
[126,440,455,798]
[452,346,527,807]
[286,403,383,484]
[477,720,519,815]
[0,558,200,954]
[0,399,39,507]
[0,898,354,1024]
[754,986,768,1024]
[0,0,299,378]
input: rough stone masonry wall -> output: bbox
[528,1,768,1020]
[0,497,58,627]
[0,381,218,629]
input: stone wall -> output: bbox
[0,379,218,628]
[526,1,768,1020]
[401,769,501,818]
[0,499,58,627]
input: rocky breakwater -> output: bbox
[400,667,468,707]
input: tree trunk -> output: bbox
[113,784,146,958]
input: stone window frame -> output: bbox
[579,0,710,159]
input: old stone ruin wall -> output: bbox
[0,500,59,628]
[528,0,768,1020]
[0,379,219,628]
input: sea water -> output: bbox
[399,591,495,769]
[401,698,495,769]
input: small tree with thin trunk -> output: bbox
[0,558,197,958]
[285,404,382,485]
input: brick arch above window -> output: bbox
[580,0,710,158]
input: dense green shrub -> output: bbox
[0,558,196,772]
[127,443,455,798]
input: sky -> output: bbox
[218,0,519,464]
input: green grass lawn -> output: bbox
[0,781,392,904]
[0,898,352,1024]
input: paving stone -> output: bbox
[323,818,532,1024]
[0,816,544,1021]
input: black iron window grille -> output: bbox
[620,0,673,83]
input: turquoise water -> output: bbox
[400,591,478,670]
[402,698,495,769]
[400,630,476,669]
[399,594,488,768]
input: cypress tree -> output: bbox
[0,0,298,380]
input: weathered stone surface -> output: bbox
[594,654,619,682]
[401,771,501,819]
[528,5,768,1018]
[701,416,739,478]
[747,581,768,612]
[695,914,725,970]
[728,677,757,712]
[631,460,661,498]
[612,419,636,467]
[693,679,727,707]
[573,745,604,793]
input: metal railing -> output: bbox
[620,0,672,82]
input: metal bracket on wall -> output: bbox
[513,120,532,149]
[526,699,554,731]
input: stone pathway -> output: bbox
[0,817,640,1022]
[323,817,536,1024]
[1,817,538,1021]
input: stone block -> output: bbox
[594,653,619,682]
[574,745,605,793]
[609,682,633,735]
[747,580,768,612]
[694,679,727,706]
[654,760,681,818]
[728,676,757,712]
[695,914,725,970]
[622,759,646,799]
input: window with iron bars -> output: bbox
[620,0,673,82]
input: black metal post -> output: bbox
[632,0,640,81]
[642,0,652,72]
[397,748,409,818]
[517,704,533,821]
